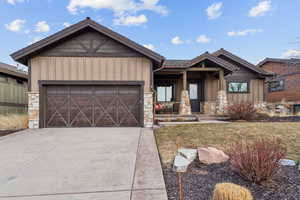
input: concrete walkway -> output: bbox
[0,128,167,200]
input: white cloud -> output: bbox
[249,0,271,17]
[171,36,184,45]
[67,0,168,16]
[206,2,223,20]
[6,0,25,5]
[282,49,300,59]
[228,29,263,36]
[27,36,43,45]
[35,21,50,32]
[5,19,26,32]
[196,35,211,43]
[113,14,148,26]
[63,22,71,27]
[143,44,155,51]
[24,29,30,34]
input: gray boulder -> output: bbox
[279,159,296,166]
[173,155,191,173]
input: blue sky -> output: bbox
[1,0,300,69]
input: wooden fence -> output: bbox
[0,78,28,115]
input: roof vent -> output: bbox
[86,17,91,20]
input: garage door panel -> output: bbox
[46,95,69,127]
[44,84,142,127]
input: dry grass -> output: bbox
[0,114,28,130]
[155,123,300,165]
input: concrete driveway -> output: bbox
[0,128,167,200]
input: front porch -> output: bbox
[154,63,229,117]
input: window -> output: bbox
[157,86,173,102]
[189,83,198,100]
[294,105,300,114]
[269,80,284,92]
[228,81,249,93]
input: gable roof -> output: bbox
[160,52,238,72]
[257,58,300,67]
[0,62,27,79]
[11,17,164,65]
[162,60,190,68]
[189,52,238,72]
[212,48,271,76]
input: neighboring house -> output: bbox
[0,62,28,115]
[258,58,300,114]
[11,18,270,128]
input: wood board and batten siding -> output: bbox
[30,57,152,92]
[0,77,27,115]
[204,77,264,103]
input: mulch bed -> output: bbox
[163,160,300,200]
[0,130,22,137]
[251,116,300,122]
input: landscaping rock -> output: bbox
[279,159,296,166]
[178,148,197,162]
[173,155,191,173]
[198,147,229,165]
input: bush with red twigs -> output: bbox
[228,138,286,184]
[227,101,257,120]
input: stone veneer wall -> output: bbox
[179,90,192,115]
[216,90,228,114]
[28,92,39,129]
[144,92,153,127]
[203,101,217,114]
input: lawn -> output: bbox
[155,122,300,165]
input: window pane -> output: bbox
[228,82,248,93]
[157,87,166,102]
[189,84,198,99]
[166,86,172,101]
[157,86,173,102]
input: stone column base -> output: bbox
[216,90,228,115]
[28,92,39,129]
[144,92,153,128]
[179,90,192,115]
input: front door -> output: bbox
[188,81,202,113]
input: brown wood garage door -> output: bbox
[42,83,143,128]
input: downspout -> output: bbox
[151,60,165,121]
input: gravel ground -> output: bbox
[163,161,300,200]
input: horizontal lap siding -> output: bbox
[30,57,151,92]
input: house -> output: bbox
[258,58,300,114]
[0,62,28,115]
[11,18,270,128]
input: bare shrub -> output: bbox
[227,102,257,120]
[228,138,286,184]
[0,114,28,130]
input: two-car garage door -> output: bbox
[41,82,143,128]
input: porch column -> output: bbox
[219,69,225,90]
[179,71,192,115]
[216,69,228,114]
[183,70,187,90]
